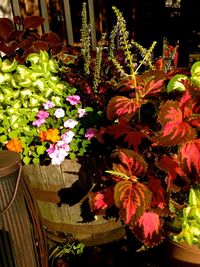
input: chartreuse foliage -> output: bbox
[0,50,93,164]
[171,186,200,247]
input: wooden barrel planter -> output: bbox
[23,158,125,247]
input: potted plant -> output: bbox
[86,6,200,257]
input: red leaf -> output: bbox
[33,40,49,51]
[41,31,60,47]
[20,38,34,50]
[139,79,165,98]
[0,18,14,41]
[179,139,200,176]
[138,212,160,240]
[152,100,197,146]
[24,16,45,29]
[130,211,164,247]
[112,149,148,178]
[107,96,139,121]
[89,186,115,214]
[147,176,167,209]
[124,131,146,152]
[114,180,151,224]
[106,119,130,139]
[156,155,184,190]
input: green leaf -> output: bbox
[33,157,40,164]
[1,59,17,72]
[23,156,31,165]
[69,153,76,160]
[26,53,40,65]
[167,74,188,93]
[191,61,200,77]
[0,127,5,133]
[9,131,19,138]
[37,145,46,155]
[0,135,7,142]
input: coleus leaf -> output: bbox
[124,130,146,152]
[167,74,188,93]
[89,186,115,215]
[130,211,164,247]
[151,100,197,146]
[112,149,148,178]
[114,180,152,224]
[0,18,14,41]
[179,139,200,177]
[33,40,49,52]
[106,119,146,152]
[138,79,165,98]
[147,176,167,209]
[106,119,130,139]
[106,96,139,121]
[24,16,45,29]
[156,155,184,190]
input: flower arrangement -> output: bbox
[0,50,96,165]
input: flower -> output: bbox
[6,138,23,153]
[66,95,80,105]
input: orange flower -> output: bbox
[6,138,23,153]
[39,131,46,142]
[39,129,60,143]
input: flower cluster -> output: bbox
[0,51,96,165]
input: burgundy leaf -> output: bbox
[0,18,14,41]
[156,155,184,190]
[24,16,45,29]
[179,139,200,176]
[33,40,49,52]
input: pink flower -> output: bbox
[78,108,87,118]
[54,108,65,118]
[61,131,75,143]
[66,95,80,105]
[85,128,97,140]
[43,101,55,110]
[64,119,78,129]
[47,143,70,165]
[32,118,46,127]
[36,110,49,119]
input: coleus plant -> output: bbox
[88,6,200,249]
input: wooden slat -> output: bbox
[88,0,97,50]
[10,0,21,17]
[39,0,50,33]
[63,0,74,46]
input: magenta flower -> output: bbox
[85,128,97,140]
[66,95,80,105]
[43,101,55,110]
[54,108,65,118]
[78,108,87,118]
[64,119,78,129]
[36,110,49,119]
